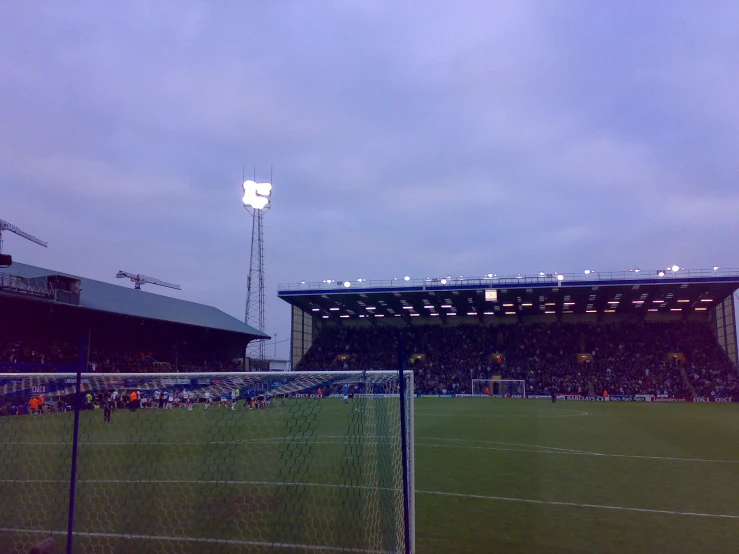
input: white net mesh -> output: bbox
[0,371,413,553]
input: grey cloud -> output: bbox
[2,1,738,359]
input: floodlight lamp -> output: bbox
[343,281,351,288]
[557,274,565,282]
[404,276,410,281]
[658,270,665,277]
[634,268,640,273]
[671,265,680,272]
[539,271,545,276]
[242,180,272,210]
[584,269,591,275]
[713,265,719,271]
[441,278,447,285]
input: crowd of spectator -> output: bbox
[2,321,736,397]
[0,336,243,373]
[297,322,739,397]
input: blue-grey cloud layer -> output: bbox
[2,1,738,358]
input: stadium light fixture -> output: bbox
[634,268,640,273]
[539,271,545,276]
[557,274,565,282]
[404,276,410,281]
[584,269,591,275]
[343,281,351,288]
[713,265,719,271]
[242,180,272,210]
[658,270,665,277]
[671,265,680,273]
[440,278,447,285]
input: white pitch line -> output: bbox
[418,410,589,418]
[414,441,739,464]
[0,527,392,553]
[0,478,399,493]
[8,439,396,447]
[418,490,739,520]
[418,437,592,454]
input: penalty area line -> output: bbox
[418,490,739,520]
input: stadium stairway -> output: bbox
[679,366,697,397]
[587,381,595,396]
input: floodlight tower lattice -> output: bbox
[242,171,272,367]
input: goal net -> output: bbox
[471,379,526,398]
[0,371,414,553]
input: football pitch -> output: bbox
[3,398,739,553]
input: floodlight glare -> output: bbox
[634,268,640,273]
[343,281,351,288]
[713,265,719,271]
[242,180,272,210]
[584,269,591,275]
[404,276,410,281]
[539,271,545,276]
[658,270,665,277]
[557,274,565,282]
[440,278,447,285]
[671,265,680,272]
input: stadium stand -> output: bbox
[296,322,739,397]
[0,262,268,373]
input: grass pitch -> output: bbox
[415,398,739,553]
[3,398,739,553]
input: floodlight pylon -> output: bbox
[242,170,272,368]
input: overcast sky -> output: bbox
[2,1,738,359]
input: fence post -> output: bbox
[66,332,86,554]
[397,334,411,554]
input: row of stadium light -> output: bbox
[315,298,715,319]
[316,265,720,288]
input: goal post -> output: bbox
[0,371,415,554]
[471,378,526,398]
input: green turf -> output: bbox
[3,399,739,553]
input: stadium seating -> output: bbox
[297,322,739,397]
[0,336,243,373]
[1,321,736,396]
